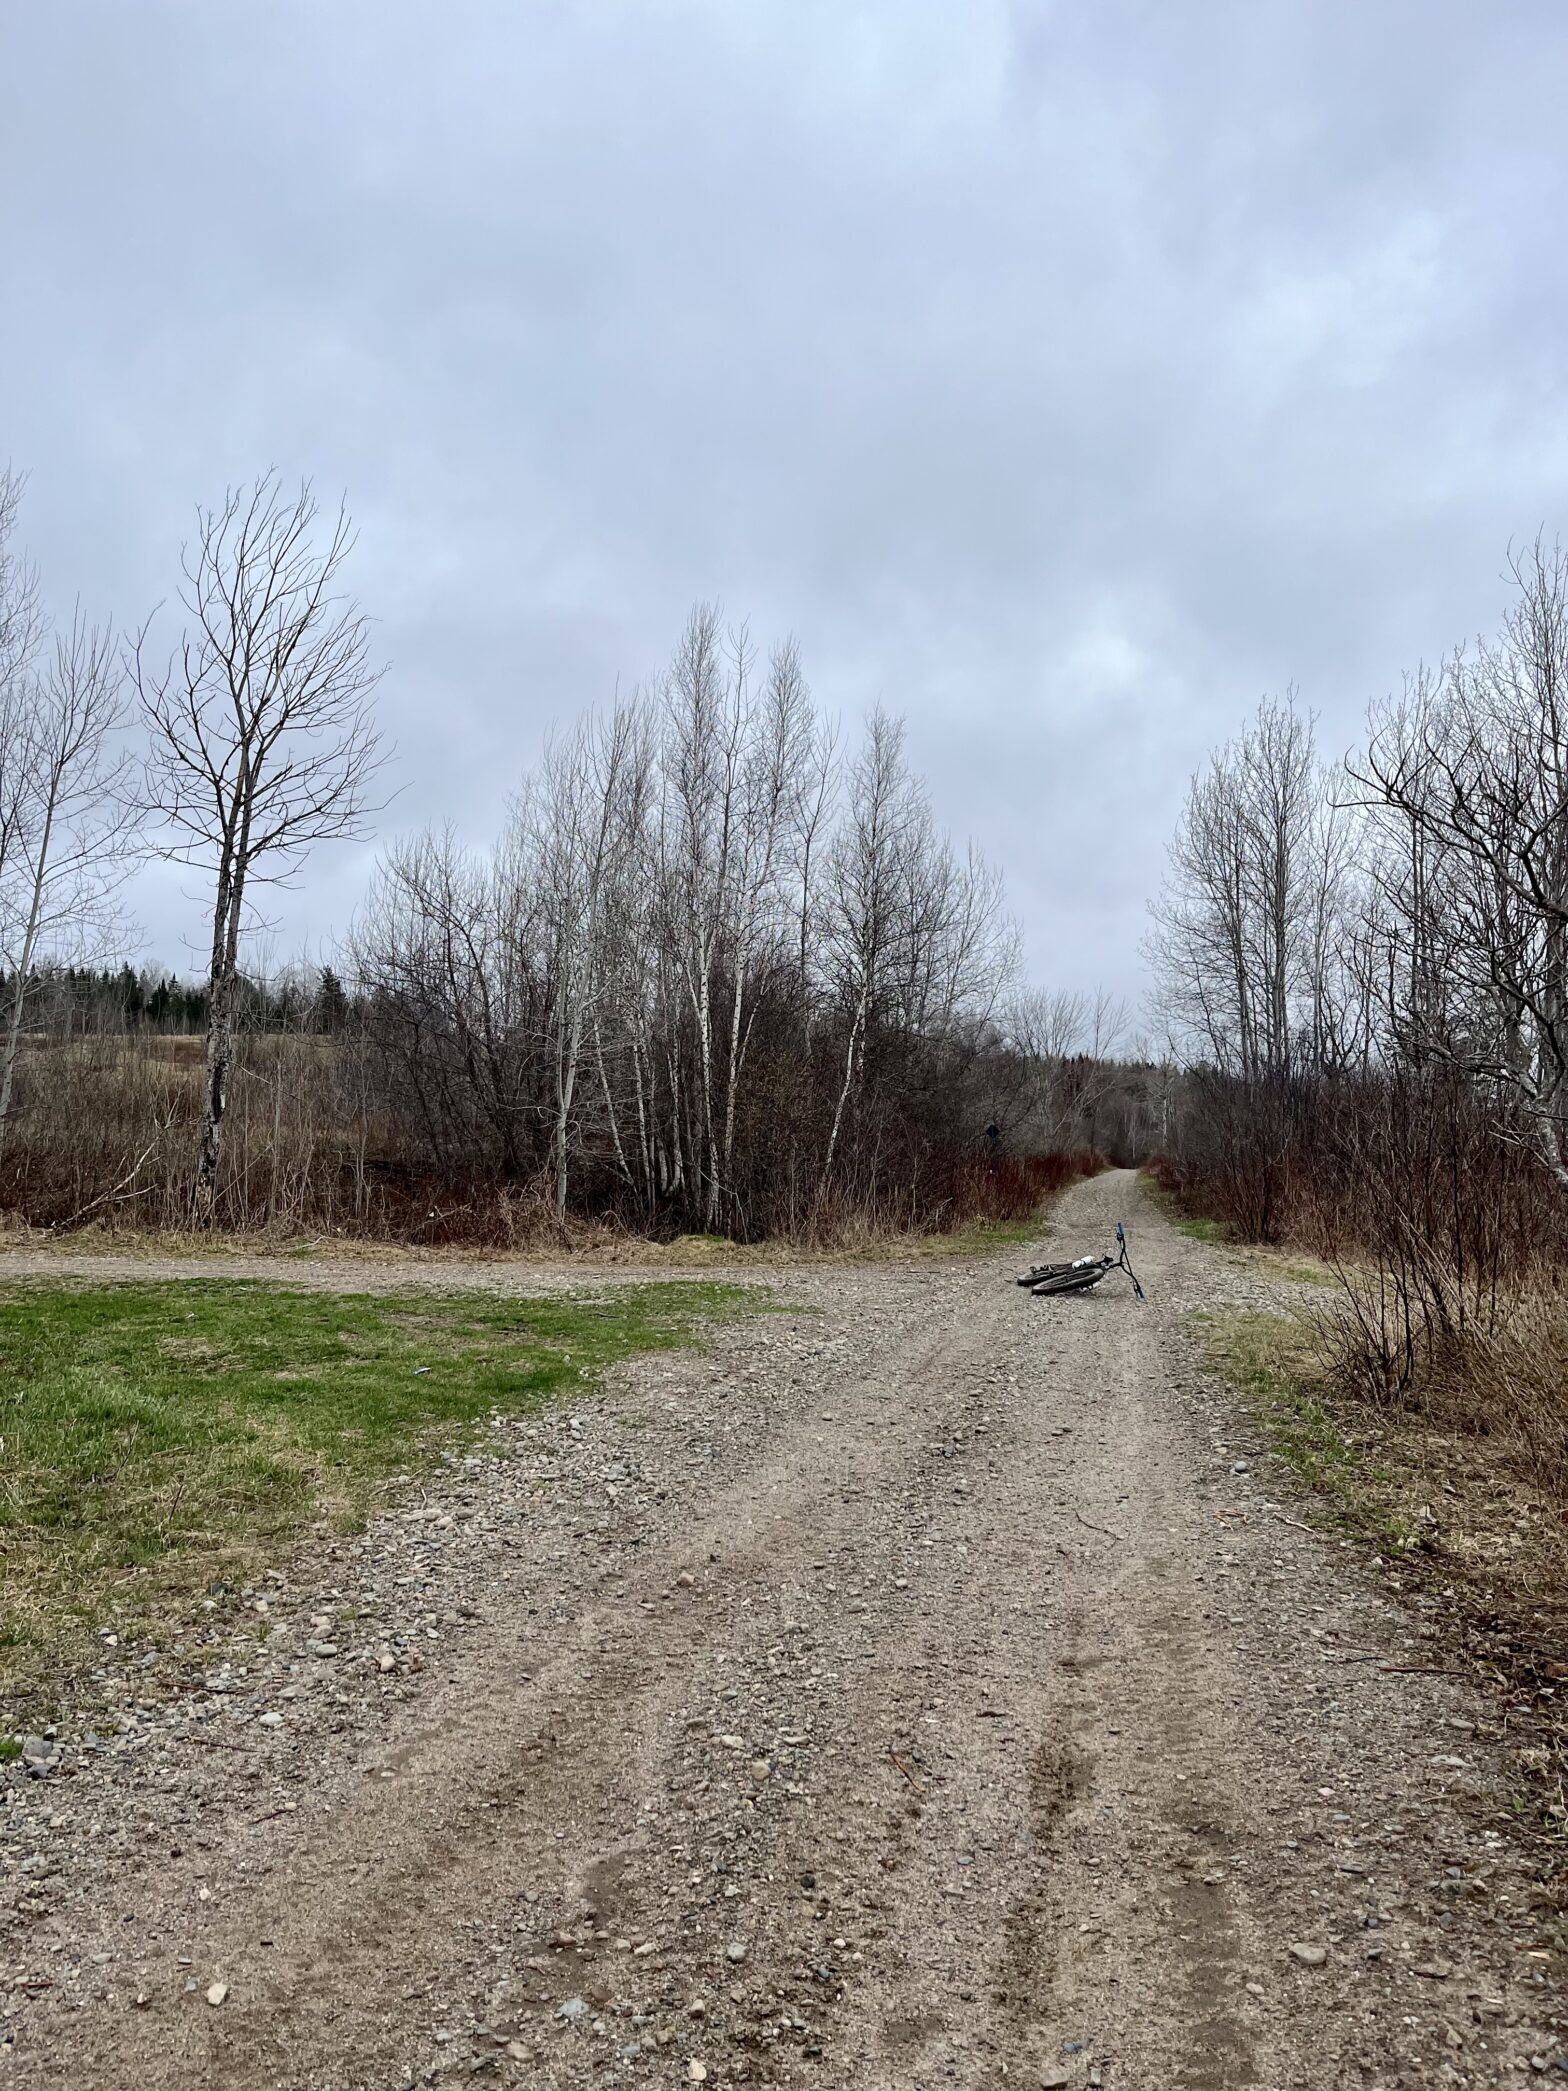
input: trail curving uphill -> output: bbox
[4,1171,1558,2087]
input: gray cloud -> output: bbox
[4,0,1566,1012]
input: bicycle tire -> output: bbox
[1031,1258,1113,1296]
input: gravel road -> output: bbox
[3,1169,1562,2088]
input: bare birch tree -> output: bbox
[135,474,385,1220]
[1360,540,1568,1182]
[533,696,651,1220]
[1148,694,1346,1077]
[657,606,749,1227]
[818,708,1013,1202]
[0,479,140,1147]
[819,707,913,1198]
[0,611,138,1145]
[0,469,45,906]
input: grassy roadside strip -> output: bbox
[0,1210,1057,1277]
[621,1215,1047,1264]
[0,1276,756,1717]
[1190,1303,1568,1886]
[1187,1308,1423,1553]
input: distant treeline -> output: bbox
[2,964,351,1039]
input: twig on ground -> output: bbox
[888,1746,921,1790]
[1074,1509,1125,1543]
[1379,1666,1477,1680]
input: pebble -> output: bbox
[687,2063,708,2084]
[205,1981,229,2006]
[725,1940,748,1964]
[1288,1943,1327,1967]
[557,1996,588,2022]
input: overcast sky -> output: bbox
[4,1,1566,1017]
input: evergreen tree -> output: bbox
[311,965,349,1034]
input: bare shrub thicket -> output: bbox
[1148,538,1568,1489]
[0,966,1139,1240]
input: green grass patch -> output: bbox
[1174,1214,1229,1244]
[945,1217,1042,1253]
[0,1276,753,1708]
[1187,1307,1422,1553]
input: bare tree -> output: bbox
[789,704,839,1014]
[353,825,546,1181]
[135,474,386,1220]
[819,708,1014,1203]
[0,469,46,900]
[715,640,808,1223]
[656,606,750,1227]
[1004,986,1086,1140]
[532,696,651,1220]
[0,479,140,1149]
[819,707,914,1197]
[1360,539,1568,1182]
[0,469,42,707]
[0,610,138,1145]
[1148,694,1346,1078]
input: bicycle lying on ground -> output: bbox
[1015,1221,1146,1300]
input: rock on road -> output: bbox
[5,1171,1560,2087]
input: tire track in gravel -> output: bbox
[8,1170,1565,2089]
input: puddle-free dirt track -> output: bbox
[5,1171,1560,2088]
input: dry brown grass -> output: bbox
[1323,1271,1568,1502]
[0,1032,1103,1250]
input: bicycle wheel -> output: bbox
[1030,1258,1112,1297]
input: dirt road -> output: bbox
[4,1171,1561,2087]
